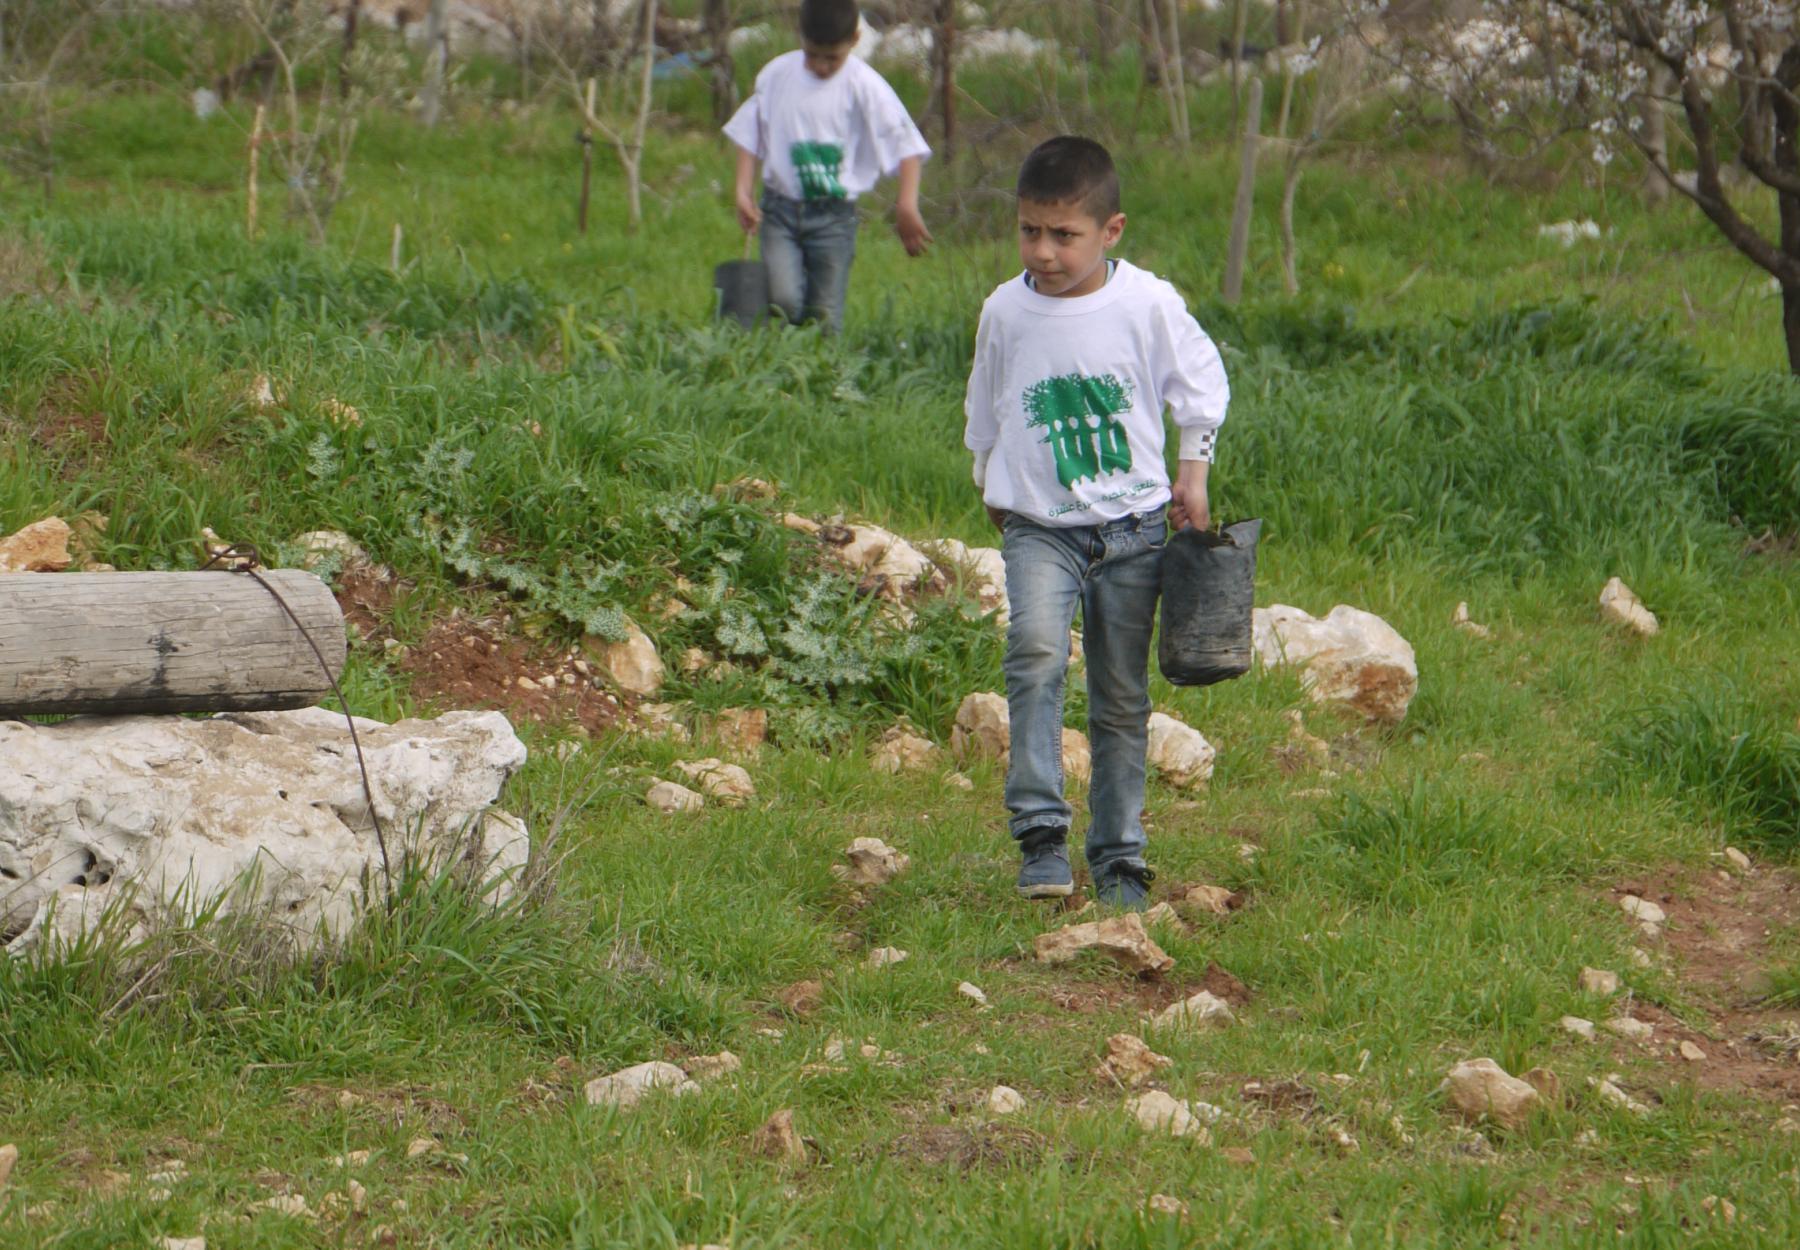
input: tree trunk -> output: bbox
[623,0,658,230]
[1786,284,1800,376]
[1229,0,1249,131]
[1772,47,1800,374]
[1092,0,1115,72]
[421,0,449,127]
[0,571,345,716]
[704,0,735,126]
[1164,0,1189,145]
[1222,76,1262,304]
[1640,59,1671,205]
[1280,154,1301,295]
[932,0,956,162]
[1140,0,1163,87]
[338,0,360,98]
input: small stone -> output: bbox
[951,692,1011,762]
[253,1193,313,1218]
[1678,1041,1707,1063]
[775,979,823,1016]
[1095,1033,1173,1088]
[555,740,583,762]
[645,780,705,814]
[833,837,911,886]
[1700,1195,1736,1223]
[680,647,709,673]
[957,981,989,1008]
[673,758,756,806]
[516,676,539,691]
[1062,727,1093,784]
[870,725,940,774]
[0,1144,16,1189]
[1146,990,1236,1031]
[1034,913,1174,976]
[583,618,664,697]
[1579,967,1620,995]
[751,1109,808,1164]
[1619,895,1666,926]
[158,1239,206,1250]
[867,946,910,969]
[347,1179,367,1213]
[1630,947,1653,968]
[1573,1128,1601,1148]
[1452,601,1493,639]
[1145,712,1216,788]
[1599,577,1659,636]
[329,1150,371,1168]
[987,1085,1026,1115]
[1604,1017,1654,1043]
[0,517,73,573]
[583,1060,699,1110]
[1221,1146,1256,1166]
[405,1137,439,1159]
[1147,1194,1189,1219]
[1330,1126,1360,1154]
[1589,1076,1651,1116]
[336,1089,364,1109]
[686,1051,742,1083]
[1559,1016,1596,1041]
[1142,901,1188,932]
[947,771,974,791]
[1175,884,1238,916]
[782,512,821,535]
[707,707,768,754]
[1723,847,1752,872]
[1521,1067,1561,1103]
[1441,1058,1541,1131]
[1126,1090,1210,1141]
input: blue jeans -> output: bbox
[1001,509,1165,876]
[760,191,857,332]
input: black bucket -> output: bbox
[1157,518,1262,687]
[714,258,770,329]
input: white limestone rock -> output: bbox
[924,538,1009,619]
[1062,727,1093,785]
[584,618,664,697]
[1146,713,1216,788]
[829,523,941,592]
[645,780,705,814]
[987,1085,1026,1115]
[583,1061,697,1110]
[1441,1058,1540,1131]
[1126,1091,1211,1141]
[1146,990,1236,1031]
[834,837,911,887]
[870,725,939,774]
[1598,577,1659,636]
[951,692,1011,762]
[0,708,528,958]
[672,758,756,807]
[1252,604,1419,723]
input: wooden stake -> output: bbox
[579,77,596,234]
[390,221,403,273]
[246,103,265,241]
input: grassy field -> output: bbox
[4,20,1800,1249]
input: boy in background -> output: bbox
[724,0,932,332]
[964,136,1230,908]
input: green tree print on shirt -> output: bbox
[791,141,847,200]
[1022,373,1135,490]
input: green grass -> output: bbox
[4,29,1800,1249]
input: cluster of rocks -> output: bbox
[948,692,1216,789]
[0,513,109,573]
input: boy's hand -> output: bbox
[735,192,762,235]
[985,503,1010,532]
[896,203,932,256]
[1168,459,1211,532]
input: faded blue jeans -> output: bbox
[760,190,858,332]
[1001,508,1165,877]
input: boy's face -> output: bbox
[1017,198,1126,299]
[802,35,858,79]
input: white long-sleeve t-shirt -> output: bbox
[723,51,930,203]
[963,260,1230,527]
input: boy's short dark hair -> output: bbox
[799,0,859,45]
[1016,136,1122,222]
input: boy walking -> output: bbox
[964,137,1230,908]
[724,0,932,332]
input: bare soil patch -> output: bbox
[882,1123,1047,1170]
[334,568,623,735]
[1606,864,1800,1105]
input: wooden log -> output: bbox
[0,570,346,716]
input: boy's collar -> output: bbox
[1023,257,1117,294]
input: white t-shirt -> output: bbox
[723,50,930,203]
[963,260,1230,527]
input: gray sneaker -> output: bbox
[1016,827,1073,899]
[1093,859,1155,911]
